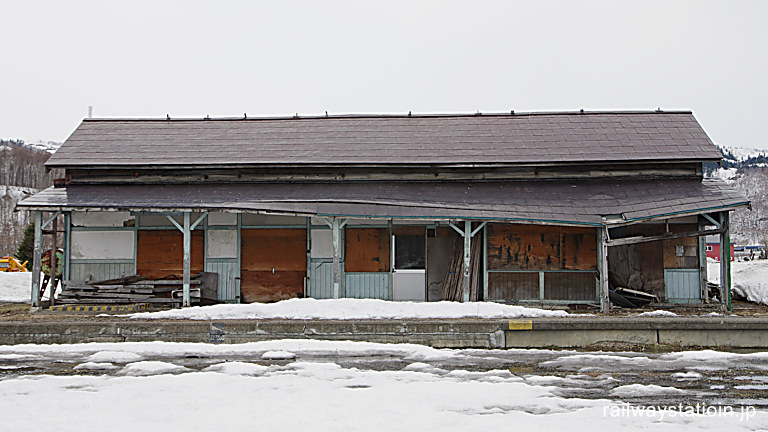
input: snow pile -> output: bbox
[129,298,568,320]
[0,272,32,302]
[708,259,768,306]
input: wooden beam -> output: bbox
[606,227,726,247]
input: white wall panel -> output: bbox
[207,230,238,258]
[71,211,134,227]
[71,231,134,259]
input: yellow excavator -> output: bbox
[0,256,28,272]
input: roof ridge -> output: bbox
[82,110,694,122]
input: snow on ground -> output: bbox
[0,340,766,431]
[0,271,59,302]
[128,297,568,320]
[708,258,768,306]
[0,339,461,362]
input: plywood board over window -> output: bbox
[486,224,597,271]
[240,229,306,303]
[345,228,390,272]
[137,230,204,279]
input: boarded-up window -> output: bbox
[240,229,306,303]
[345,228,390,272]
[487,224,597,271]
[137,230,204,279]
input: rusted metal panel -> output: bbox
[345,228,390,273]
[136,230,204,279]
[487,224,597,272]
[240,228,306,303]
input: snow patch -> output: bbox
[609,384,685,397]
[671,371,702,380]
[73,362,119,371]
[129,298,569,320]
[86,351,143,363]
[261,350,296,360]
[118,361,188,376]
[203,362,269,376]
[635,310,678,317]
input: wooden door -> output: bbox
[240,228,306,303]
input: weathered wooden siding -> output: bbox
[664,269,701,303]
[205,261,239,301]
[488,272,539,300]
[240,228,306,303]
[345,228,390,272]
[345,272,391,299]
[69,262,134,283]
[308,260,335,299]
[136,230,204,279]
[543,272,596,301]
[487,224,597,271]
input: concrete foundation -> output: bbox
[1,317,768,348]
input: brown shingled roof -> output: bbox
[46,111,722,168]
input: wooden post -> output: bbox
[462,221,471,302]
[598,226,611,314]
[63,212,71,288]
[49,215,57,306]
[332,217,341,299]
[698,218,708,303]
[182,212,191,307]
[719,212,731,312]
[30,211,43,308]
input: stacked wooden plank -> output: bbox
[58,279,201,306]
[440,236,482,301]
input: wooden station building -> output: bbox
[18,111,749,312]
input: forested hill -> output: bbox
[0,140,61,256]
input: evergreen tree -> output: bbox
[15,223,34,264]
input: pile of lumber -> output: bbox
[57,275,208,306]
[440,236,482,301]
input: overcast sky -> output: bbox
[3,0,767,149]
